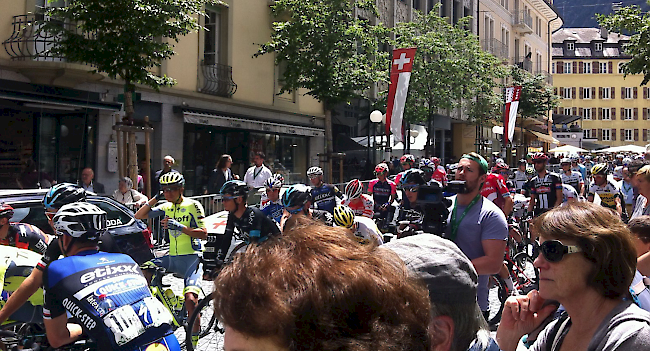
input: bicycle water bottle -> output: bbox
[98,294,116,313]
[175,295,185,312]
[164,289,177,310]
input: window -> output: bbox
[625,87,633,99]
[564,107,572,115]
[583,87,592,99]
[564,62,572,74]
[567,42,574,51]
[563,87,572,99]
[602,129,611,141]
[204,8,222,65]
[584,130,592,139]
[500,0,508,10]
[602,87,611,99]
[595,42,603,51]
[618,62,625,74]
[583,108,592,119]
[600,62,608,73]
[552,62,556,74]
[624,108,633,120]
[536,52,542,72]
[625,129,633,141]
[583,62,591,74]
[602,108,611,120]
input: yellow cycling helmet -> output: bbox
[591,163,609,176]
[159,172,185,187]
[333,205,355,229]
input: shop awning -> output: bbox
[529,130,560,144]
[0,80,121,111]
[182,111,324,137]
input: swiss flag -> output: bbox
[504,86,522,145]
[385,48,417,144]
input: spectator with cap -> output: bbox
[385,234,499,351]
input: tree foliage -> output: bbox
[45,0,215,94]
[255,0,389,109]
[509,66,559,119]
[598,5,650,85]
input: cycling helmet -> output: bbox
[419,158,433,170]
[616,154,624,159]
[282,184,311,208]
[264,175,283,189]
[0,203,14,219]
[220,180,248,197]
[273,173,285,184]
[570,155,580,162]
[585,155,592,160]
[623,157,632,165]
[400,169,426,186]
[307,167,323,178]
[159,172,185,187]
[400,154,416,166]
[345,179,363,200]
[531,153,548,161]
[333,205,355,229]
[591,163,609,176]
[560,158,572,164]
[52,202,107,240]
[431,157,441,165]
[43,183,86,211]
[374,163,389,175]
[492,161,509,173]
[613,166,624,179]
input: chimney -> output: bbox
[600,27,608,39]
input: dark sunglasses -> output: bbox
[402,185,419,193]
[540,240,582,263]
[222,195,241,201]
[162,187,180,192]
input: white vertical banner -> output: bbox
[385,48,417,144]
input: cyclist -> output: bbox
[0,183,86,325]
[431,157,448,185]
[281,184,333,228]
[419,158,436,184]
[307,166,342,214]
[481,161,513,216]
[0,203,50,255]
[134,172,206,347]
[513,159,529,193]
[526,153,563,219]
[571,155,587,184]
[367,163,396,224]
[0,246,43,323]
[587,163,623,217]
[584,155,595,176]
[394,154,416,185]
[396,169,427,222]
[560,157,585,195]
[332,205,383,246]
[342,179,374,219]
[44,202,178,351]
[561,183,579,205]
[260,174,284,224]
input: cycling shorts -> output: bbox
[148,254,202,296]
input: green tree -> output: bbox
[388,10,505,155]
[598,5,650,85]
[508,66,559,120]
[255,0,388,178]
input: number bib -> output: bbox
[104,297,173,346]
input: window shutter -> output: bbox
[579,87,584,99]
[592,87,596,97]
[554,87,558,95]
[635,129,639,141]
[573,61,578,73]
[644,108,648,120]
[572,107,577,115]
[557,61,563,73]
[594,62,600,74]
[644,129,648,141]
[579,108,584,116]
[598,107,603,119]
[634,87,638,99]
[592,107,596,117]
[634,108,639,120]
[645,87,648,99]
[612,108,616,119]
[592,128,597,137]
[553,107,558,114]
[572,87,576,99]
[613,129,617,141]
[611,87,615,99]
[620,108,625,120]
[608,61,613,73]
[621,87,625,98]
[598,128,602,140]
[599,87,603,99]
[579,62,584,73]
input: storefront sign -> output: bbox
[183,112,323,138]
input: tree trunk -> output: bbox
[124,83,138,184]
[325,108,333,182]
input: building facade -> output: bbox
[0,0,326,194]
[552,28,649,150]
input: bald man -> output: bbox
[80,167,105,195]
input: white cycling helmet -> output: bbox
[307,167,323,178]
[53,202,107,240]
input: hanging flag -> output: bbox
[385,47,417,144]
[503,86,523,145]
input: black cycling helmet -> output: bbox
[220,180,248,197]
[43,183,86,211]
[282,184,311,208]
[400,169,426,187]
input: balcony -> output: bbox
[513,11,533,35]
[514,56,533,72]
[199,60,237,98]
[481,38,509,60]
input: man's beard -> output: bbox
[465,179,481,193]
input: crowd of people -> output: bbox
[2,146,650,351]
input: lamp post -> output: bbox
[409,130,419,151]
[370,110,383,167]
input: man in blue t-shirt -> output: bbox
[445,153,508,315]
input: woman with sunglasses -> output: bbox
[496,202,650,351]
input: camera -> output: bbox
[404,180,467,237]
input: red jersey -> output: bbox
[480,173,510,210]
[432,165,448,185]
[343,194,374,219]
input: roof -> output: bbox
[552,28,629,44]
[552,113,581,125]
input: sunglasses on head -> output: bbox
[539,240,583,263]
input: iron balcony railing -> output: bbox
[199,60,237,97]
[513,10,533,32]
[481,38,509,60]
[3,14,66,61]
[515,56,533,72]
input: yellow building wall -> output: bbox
[553,58,649,147]
[0,0,32,61]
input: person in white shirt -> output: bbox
[112,177,148,209]
[243,151,273,189]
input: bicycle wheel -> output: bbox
[185,292,224,351]
[513,253,538,292]
[487,274,507,327]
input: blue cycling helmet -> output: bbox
[282,184,311,208]
[220,180,248,197]
[400,169,426,187]
[43,183,86,210]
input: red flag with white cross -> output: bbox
[385,48,417,144]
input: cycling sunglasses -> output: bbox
[221,195,242,201]
[45,211,56,221]
[539,240,583,263]
[402,185,419,193]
